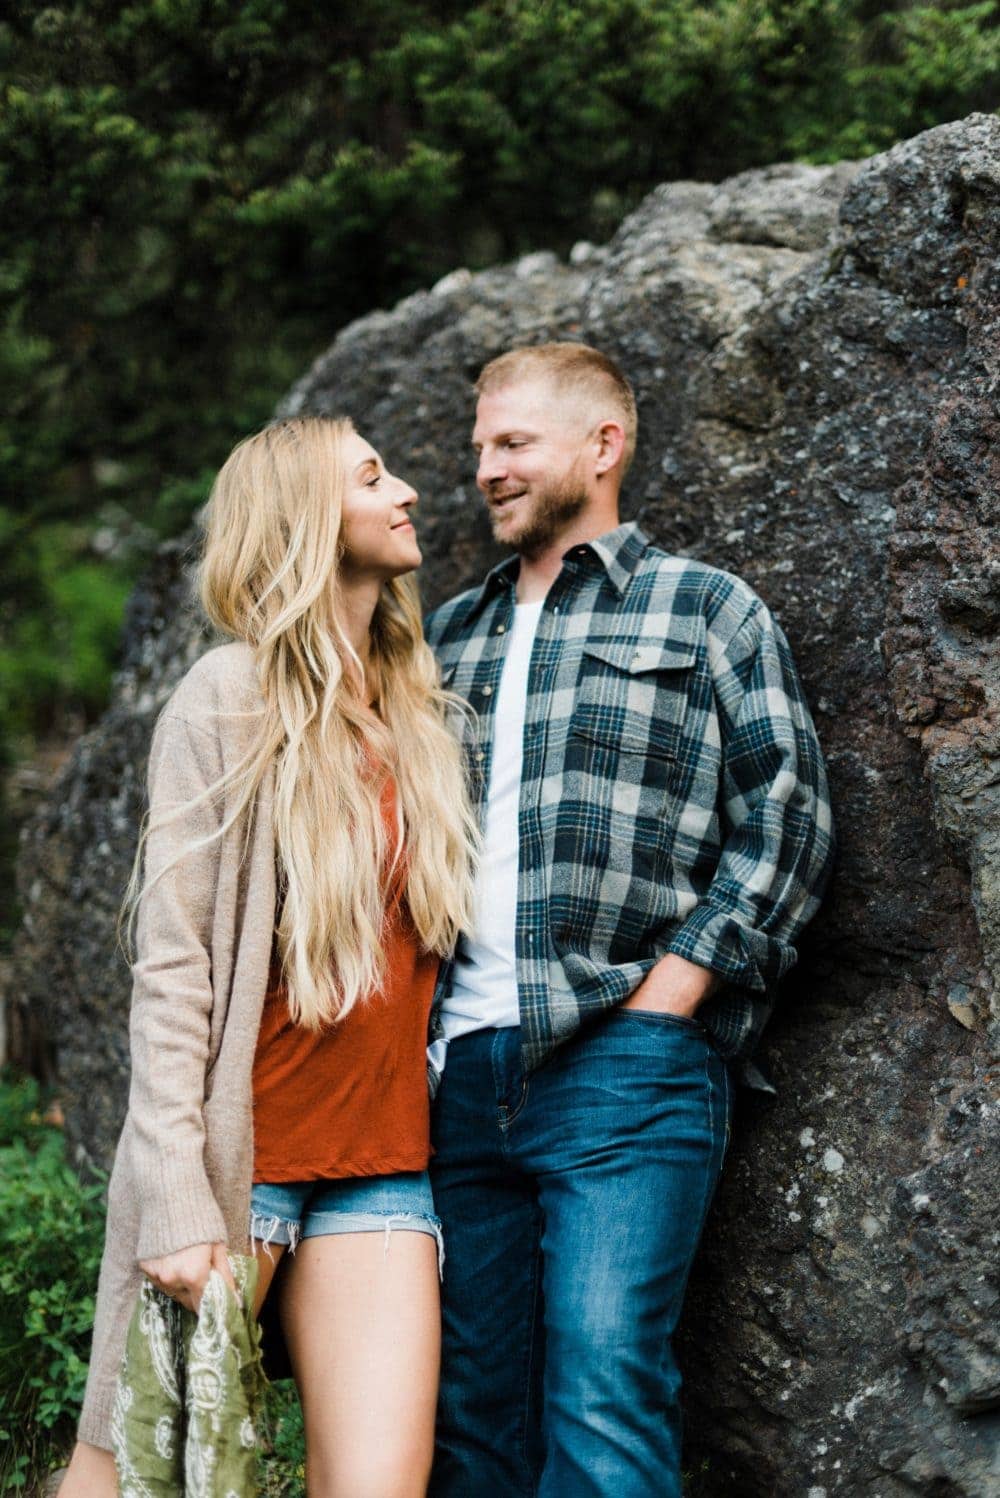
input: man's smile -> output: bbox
[488,489,527,511]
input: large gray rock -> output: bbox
[11,117,1000,1494]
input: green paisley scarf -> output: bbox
[111,1254,265,1498]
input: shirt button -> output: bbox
[475,751,485,762]
[496,623,506,634]
[552,605,559,615]
[482,684,493,696]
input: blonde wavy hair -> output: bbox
[125,416,478,1028]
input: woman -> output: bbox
[60,416,478,1496]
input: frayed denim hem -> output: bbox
[249,1211,301,1259]
[377,1212,446,1280]
[248,1209,445,1278]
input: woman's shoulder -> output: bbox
[160,641,264,738]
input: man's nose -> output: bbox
[476,449,505,491]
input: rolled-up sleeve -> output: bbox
[128,711,229,1261]
[666,602,835,991]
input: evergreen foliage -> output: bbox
[0,1075,105,1492]
[1,0,998,912]
[0,1073,310,1494]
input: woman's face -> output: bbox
[339,430,421,581]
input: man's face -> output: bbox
[472,379,593,556]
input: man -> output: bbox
[424,343,834,1497]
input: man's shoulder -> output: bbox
[636,545,761,605]
[630,546,766,636]
[424,585,487,649]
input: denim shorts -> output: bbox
[249,1170,444,1274]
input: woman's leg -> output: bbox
[279,1228,440,1498]
[249,1235,287,1316]
[55,1441,117,1497]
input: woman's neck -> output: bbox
[336,576,382,704]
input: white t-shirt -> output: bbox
[440,600,543,1040]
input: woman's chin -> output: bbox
[382,547,422,580]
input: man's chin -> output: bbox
[489,515,524,548]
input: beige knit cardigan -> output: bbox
[79,642,277,1449]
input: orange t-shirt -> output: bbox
[251,782,439,1183]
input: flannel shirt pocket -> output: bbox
[561,642,699,883]
[571,639,696,765]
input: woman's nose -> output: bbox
[390,472,417,505]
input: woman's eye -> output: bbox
[366,475,382,488]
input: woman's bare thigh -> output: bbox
[278,1229,440,1498]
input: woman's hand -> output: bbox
[139,1240,236,1313]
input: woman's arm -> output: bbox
[127,709,230,1263]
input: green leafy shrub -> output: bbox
[0,1074,106,1494]
[0,1072,310,1494]
[257,1380,306,1497]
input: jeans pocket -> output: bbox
[614,1007,706,1032]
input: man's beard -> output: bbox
[488,468,588,557]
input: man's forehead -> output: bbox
[473,377,579,432]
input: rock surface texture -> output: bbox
[12,117,1000,1495]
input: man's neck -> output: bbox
[514,511,621,603]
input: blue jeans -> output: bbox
[428,1012,732,1497]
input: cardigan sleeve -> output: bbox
[127,710,230,1261]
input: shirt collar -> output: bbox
[468,521,649,617]
[563,522,649,597]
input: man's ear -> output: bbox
[594,420,626,476]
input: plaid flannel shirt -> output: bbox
[425,523,835,1082]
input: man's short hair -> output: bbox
[475,342,638,475]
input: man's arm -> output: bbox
[626,598,835,1018]
[623,951,720,1017]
